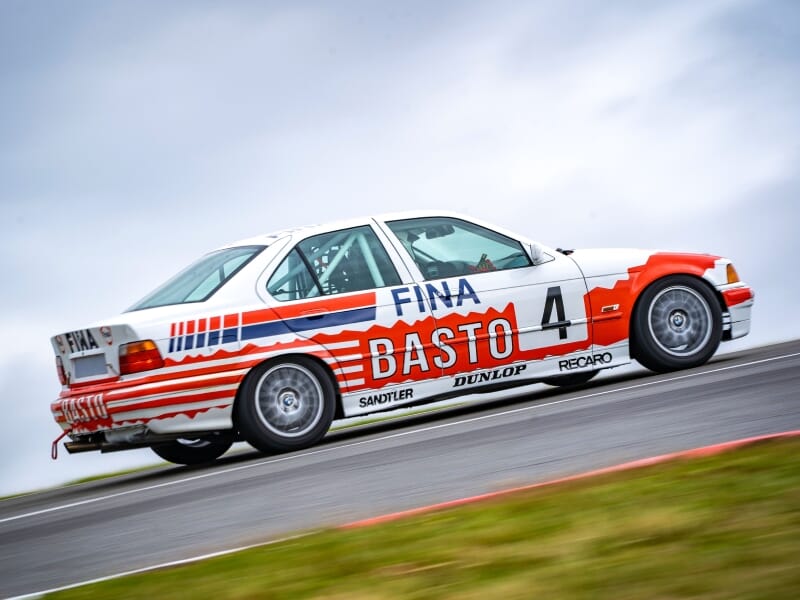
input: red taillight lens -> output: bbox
[119,340,164,375]
[55,356,68,385]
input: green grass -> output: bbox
[48,437,800,599]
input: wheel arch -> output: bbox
[628,272,725,361]
[231,351,344,433]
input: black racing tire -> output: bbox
[235,357,336,454]
[632,275,722,373]
[151,435,233,465]
[541,370,599,387]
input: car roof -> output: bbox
[219,209,468,249]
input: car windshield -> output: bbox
[128,245,266,311]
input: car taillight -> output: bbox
[55,356,68,385]
[119,340,165,375]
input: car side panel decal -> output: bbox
[310,301,593,392]
[53,253,750,435]
[168,292,377,353]
[585,252,719,348]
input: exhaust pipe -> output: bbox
[64,441,147,454]
[64,441,103,454]
[56,427,236,457]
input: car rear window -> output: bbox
[128,245,265,311]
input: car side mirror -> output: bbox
[529,243,553,265]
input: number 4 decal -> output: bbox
[541,286,570,339]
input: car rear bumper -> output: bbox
[50,369,243,440]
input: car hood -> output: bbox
[564,248,658,278]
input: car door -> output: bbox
[264,223,435,412]
[380,216,592,387]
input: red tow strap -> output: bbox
[51,430,69,460]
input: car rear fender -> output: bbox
[232,350,344,429]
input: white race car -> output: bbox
[50,212,754,464]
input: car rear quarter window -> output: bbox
[129,245,265,311]
[267,226,401,301]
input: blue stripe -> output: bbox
[222,328,238,344]
[241,320,293,341]
[184,335,194,350]
[208,330,220,346]
[169,338,174,353]
[196,332,206,348]
[240,306,376,341]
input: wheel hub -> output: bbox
[280,390,300,413]
[254,363,325,437]
[669,310,688,331]
[647,285,713,357]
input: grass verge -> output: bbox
[48,437,800,599]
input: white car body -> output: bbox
[50,211,754,462]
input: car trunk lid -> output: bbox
[52,325,136,386]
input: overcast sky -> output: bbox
[1,0,798,496]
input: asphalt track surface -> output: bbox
[2,340,799,598]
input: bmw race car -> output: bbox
[50,211,754,465]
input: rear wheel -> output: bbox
[151,435,232,465]
[236,357,335,454]
[633,275,722,373]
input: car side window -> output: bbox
[267,225,402,301]
[386,217,532,280]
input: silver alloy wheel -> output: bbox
[647,285,713,357]
[254,363,324,438]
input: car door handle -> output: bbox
[301,309,326,320]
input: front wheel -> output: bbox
[236,357,336,454]
[151,435,233,465]
[633,275,722,373]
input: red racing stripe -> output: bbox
[109,389,235,414]
[105,373,245,403]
